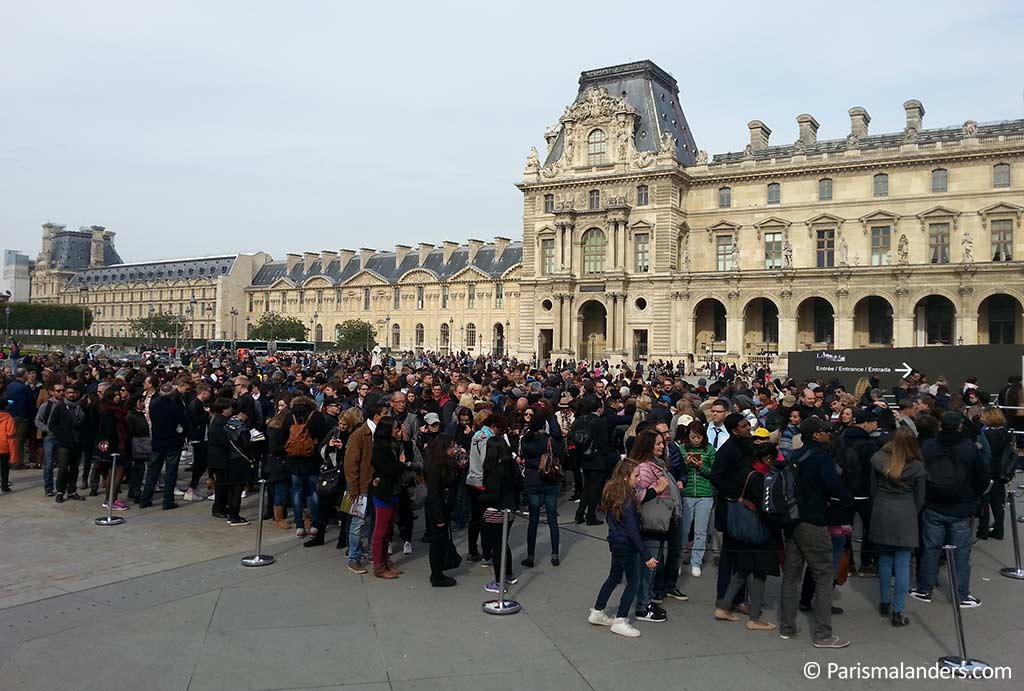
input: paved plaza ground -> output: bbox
[2,467,1022,691]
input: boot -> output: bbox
[262,499,274,521]
[304,513,312,532]
[273,506,290,529]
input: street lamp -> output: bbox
[148,305,155,344]
[245,315,250,339]
[310,311,319,350]
[187,292,197,349]
[79,287,89,349]
[4,306,10,341]
[504,319,510,358]
[229,308,239,347]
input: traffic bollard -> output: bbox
[95,452,125,526]
[937,544,991,676]
[241,479,275,567]
[482,508,521,615]
[1000,489,1024,580]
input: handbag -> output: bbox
[639,496,674,534]
[726,472,771,545]
[318,462,342,499]
[539,437,565,483]
[410,477,428,510]
[131,436,152,461]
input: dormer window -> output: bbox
[587,129,607,165]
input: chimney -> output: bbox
[467,238,484,265]
[320,250,337,270]
[394,244,411,270]
[89,225,106,267]
[359,247,376,271]
[303,251,318,273]
[41,222,63,261]
[848,106,870,140]
[796,114,819,145]
[418,242,435,266]
[747,120,771,151]
[442,241,459,265]
[338,249,355,272]
[903,100,925,132]
[494,236,511,262]
[285,253,301,273]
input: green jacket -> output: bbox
[677,443,716,498]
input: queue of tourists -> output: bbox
[1,347,1021,648]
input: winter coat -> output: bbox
[868,448,928,548]
[343,422,374,496]
[369,441,404,501]
[520,430,558,489]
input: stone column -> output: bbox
[726,292,742,356]
[778,315,798,355]
[555,294,564,350]
[608,294,617,350]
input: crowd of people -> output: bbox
[1,345,1021,648]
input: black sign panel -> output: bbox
[787,344,1024,394]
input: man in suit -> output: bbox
[343,403,385,574]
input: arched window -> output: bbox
[718,187,731,208]
[415,323,424,347]
[818,178,833,201]
[440,322,450,350]
[994,163,1011,188]
[314,324,323,342]
[465,323,477,350]
[587,129,607,165]
[767,182,781,204]
[873,173,889,197]
[931,168,948,193]
[582,228,607,274]
[391,323,401,348]
[589,189,601,210]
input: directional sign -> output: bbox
[787,344,1024,395]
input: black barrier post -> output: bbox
[241,479,275,567]
[482,509,521,615]
[95,452,125,526]
[937,544,991,676]
[1001,490,1024,580]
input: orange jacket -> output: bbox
[0,411,15,460]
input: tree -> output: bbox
[127,311,185,338]
[248,312,308,341]
[335,319,376,352]
[5,302,93,332]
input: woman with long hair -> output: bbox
[979,406,1012,540]
[520,405,561,568]
[265,397,293,529]
[424,434,460,587]
[677,420,715,577]
[588,459,654,638]
[629,429,672,623]
[480,434,523,593]
[869,427,927,627]
[369,416,405,579]
[624,395,651,446]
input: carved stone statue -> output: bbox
[783,241,793,268]
[897,233,910,264]
[659,130,675,156]
[525,147,540,174]
[681,233,690,269]
[838,237,849,265]
[730,240,740,270]
[695,150,708,165]
[962,232,974,263]
[962,120,978,136]
[562,124,575,164]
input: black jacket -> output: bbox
[839,426,879,499]
[150,394,186,453]
[709,435,754,532]
[207,414,231,471]
[424,460,458,523]
[48,400,83,449]
[187,397,210,443]
[571,413,610,472]
[520,430,558,489]
[921,431,990,517]
[480,457,523,512]
[369,441,405,500]
[793,440,854,527]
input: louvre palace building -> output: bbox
[26,60,1024,365]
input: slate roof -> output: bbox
[709,119,1024,165]
[250,242,523,287]
[544,60,699,168]
[68,256,237,287]
[48,229,121,271]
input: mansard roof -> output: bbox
[68,256,237,286]
[48,229,121,271]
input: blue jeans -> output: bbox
[141,448,182,508]
[273,478,291,507]
[681,496,713,565]
[525,484,560,557]
[917,508,972,600]
[633,538,662,612]
[43,435,58,494]
[291,473,320,527]
[595,547,639,618]
[878,547,912,611]
[347,499,376,563]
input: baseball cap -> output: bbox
[752,427,771,439]
[424,412,441,426]
[853,408,878,424]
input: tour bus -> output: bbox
[199,339,316,355]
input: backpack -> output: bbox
[833,436,868,497]
[285,413,315,457]
[926,443,972,501]
[569,416,595,458]
[763,452,802,527]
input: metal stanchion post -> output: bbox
[937,544,991,676]
[482,508,521,615]
[95,450,125,526]
[1000,490,1024,579]
[241,479,275,567]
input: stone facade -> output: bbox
[518,60,1024,364]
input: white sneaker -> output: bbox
[403,541,413,555]
[183,488,203,502]
[691,565,702,578]
[241,490,248,499]
[588,608,614,626]
[610,617,641,638]
[207,493,216,501]
[173,487,185,497]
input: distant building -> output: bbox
[2,250,31,302]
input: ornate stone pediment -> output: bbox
[916,205,961,232]
[560,87,639,124]
[978,202,1024,229]
[341,270,389,287]
[859,209,901,235]
[753,215,791,240]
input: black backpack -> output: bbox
[763,457,801,527]
[569,416,596,459]
[926,443,972,502]
[833,437,868,496]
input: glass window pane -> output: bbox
[929,223,950,263]
[932,169,948,192]
[541,238,555,275]
[992,219,1013,261]
[818,179,833,200]
[871,226,891,266]
[719,187,731,208]
[764,232,782,269]
[767,183,780,204]
[634,234,649,272]
[587,130,607,165]
[994,164,1011,188]
[874,174,889,197]
[637,185,649,206]
[716,236,734,271]
[816,229,835,268]
[583,229,606,273]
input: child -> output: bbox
[0,398,14,492]
[588,459,658,638]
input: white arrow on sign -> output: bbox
[896,362,913,379]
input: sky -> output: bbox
[2,1,1022,263]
